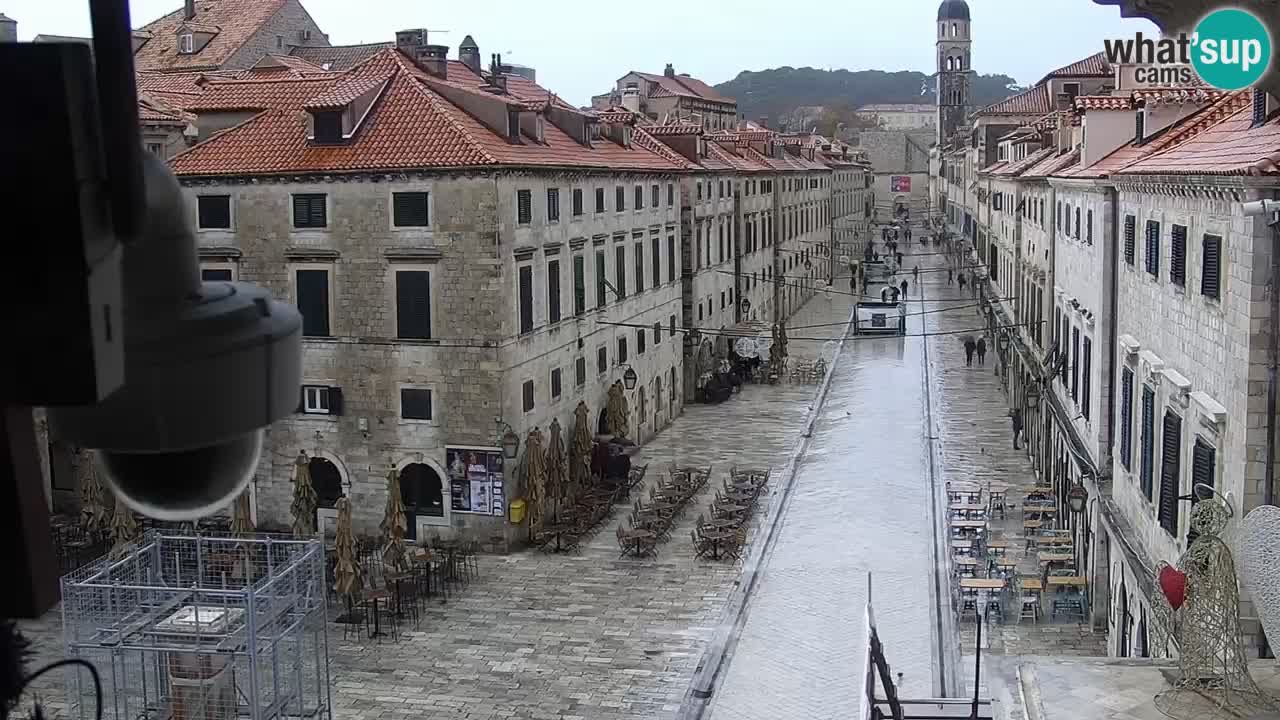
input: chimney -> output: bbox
[664,63,675,78]
[484,53,507,94]
[459,34,480,75]
[184,0,195,20]
[621,86,640,113]
[396,28,428,58]
[416,44,449,78]
[0,13,16,43]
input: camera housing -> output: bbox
[47,151,302,520]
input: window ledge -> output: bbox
[198,246,242,260]
[286,247,340,261]
[395,338,440,346]
[385,247,443,262]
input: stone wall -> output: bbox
[223,0,329,70]
[1110,182,1274,654]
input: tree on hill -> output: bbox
[715,66,1021,124]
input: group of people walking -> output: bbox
[962,336,987,366]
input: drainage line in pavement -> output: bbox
[675,295,858,720]
[919,249,962,699]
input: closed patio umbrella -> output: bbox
[109,493,138,557]
[333,496,362,615]
[77,449,109,542]
[525,427,546,539]
[606,381,629,440]
[231,490,254,537]
[290,451,318,538]
[381,467,409,574]
[569,402,592,498]
[546,419,567,523]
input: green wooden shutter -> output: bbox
[1158,411,1183,536]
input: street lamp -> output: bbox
[494,419,521,459]
[621,365,639,390]
[997,332,1011,356]
[740,298,752,315]
[1025,382,1041,410]
[1067,479,1089,514]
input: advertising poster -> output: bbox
[446,447,505,516]
[891,176,912,193]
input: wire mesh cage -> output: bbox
[60,530,332,720]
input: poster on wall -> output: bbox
[891,176,912,193]
[445,447,505,516]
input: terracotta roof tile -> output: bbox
[992,146,1056,176]
[137,69,235,94]
[1132,87,1227,106]
[1039,52,1111,83]
[133,0,287,71]
[169,49,690,177]
[644,123,702,136]
[290,43,394,71]
[1060,90,1252,178]
[137,92,192,124]
[595,109,637,123]
[241,54,330,78]
[1075,94,1133,111]
[1022,148,1080,178]
[303,72,392,110]
[1116,106,1280,176]
[635,71,734,104]
[979,85,1051,116]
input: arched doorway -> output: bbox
[654,376,663,427]
[669,368,677,415]
[638,387,647,426]
[310,457,344,508]
[309,456,344,538]
[1118,579,1131,657]
[399,463,445,541]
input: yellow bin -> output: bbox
[509,498,527,524]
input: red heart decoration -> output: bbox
[1159,565,1188,610]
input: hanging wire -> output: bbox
[17,658,102,720]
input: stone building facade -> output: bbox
[593,65,738,132]
[166,42,692,541]
[131,0,329,73]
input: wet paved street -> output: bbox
[706,256,937,720]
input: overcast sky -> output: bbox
[8,0,1156,105]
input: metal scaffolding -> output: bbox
[60,531,332,720]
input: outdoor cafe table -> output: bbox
[960,578,1006,590]
[952,520,987,530]
[1021,578,1045,592]
[1023,520,1043,531]
[1036,536,1074,547]
[985,539,1010,550]
[621,528,656,557]
[541,523,576,553]
[1047,576,1088,588]
[656,486,685,500]
[702,529,734,560]
[715,501,748,517]
[950,503,986,512]
[955,557,979,566]
[707,517,739,530]
[364,588,392,638]
[1038,552,1074,564]
[725,491,756,504]
[951,539,973,551]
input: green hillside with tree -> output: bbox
[714,67,1022,126]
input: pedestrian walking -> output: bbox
[899,279,908,299]
[1010,408,1024,450]
[849,274,857,294]
[963,338,976,366]
[958,273,967,292]
[896,251,904,266]
[976,337,987,365]
[912,265,919,280]
[947,268,954,285]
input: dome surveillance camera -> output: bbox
[47,151,302,521]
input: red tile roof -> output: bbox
[643,123,702,136]
[137,69,235,94]
[634,71,734,104]
[992,146,1056,176]
[303,72,392,110]
[168,49,692,177]
[1132,87,1227,106]
[1039,52,1112,83]
[137,92,192,124]
[1116,106,1280,176]
[133,0,288,71]
[241,54,330,79]
[1059,90,1253,178]
[1075,94,1133,111]
[1022,148,1080,178]
[290,43,393,72]
[979,85,1051,116]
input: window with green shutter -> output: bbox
[518,265,534,334]
[292,193,327,228]
[1158,410,1183,536]
[1071,327,1080,402]
[1188,438,1217,544]
[1170,224,1187,286]
[395,270,432,339]
[547,188,560,222]
[1082,336,1092,420]
[547,259,561,324]
[1145,220,1160,276]
[296,269,330,336]
[1140,385,1155,500]
[667,235,676,283]
[517,189,532,224]
[197,195,232,229]
[1124,215,1136,265]
[615,245,627,298]
[1120,367,1134,470]
[652,237,660,289]
[573,255,585,316]
[392,192,429,227]
[1202,234,1222,299]
[595,250,607,307]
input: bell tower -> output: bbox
[936,0,972,145]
